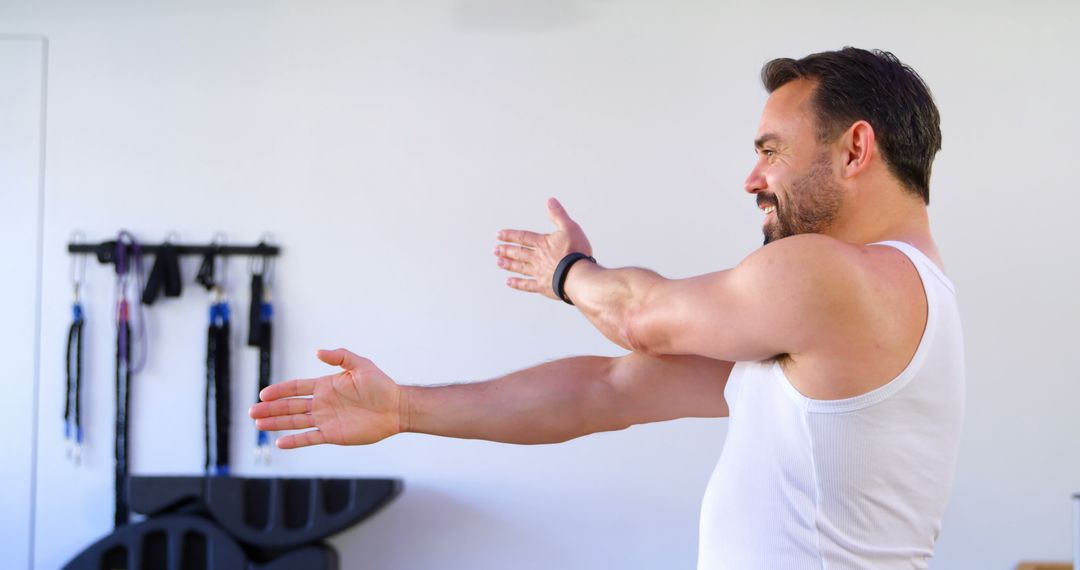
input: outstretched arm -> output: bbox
[249,348,731,449]
[406,351,731,444]
[496,200,863,362]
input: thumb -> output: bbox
[316,348,370,370]
[547,197,575,230]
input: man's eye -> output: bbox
[762,149,776,157]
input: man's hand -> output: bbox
[248,348,404,449]
[495,197,593,300]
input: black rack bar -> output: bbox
[68,242,280,265]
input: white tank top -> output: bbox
[697,241,966,570]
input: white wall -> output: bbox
[0,35,46,570]
[2,1,1078,568]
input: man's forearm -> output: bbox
[562,261,664,352]
[401,356,628,445]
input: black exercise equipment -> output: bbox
[61,475,403,569]
[62,514,338,570]
[129,476,402,551]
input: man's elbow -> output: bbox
[623,311,663,356]
[608,270,669,355]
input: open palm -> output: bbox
[495,197,593,300]
[249,348,402,449]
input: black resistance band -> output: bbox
[115,298,131,527]
[113,231,145,528]
[248,268,274,463]
[64,293,85,464]
[205,298,232,475]
[201,246,232,476]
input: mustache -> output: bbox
[756,194,778,209]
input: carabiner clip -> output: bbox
[70,231,87,303]
[211,232,228,291]
[249,233,275,284]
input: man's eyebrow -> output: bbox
[754,133,780,149]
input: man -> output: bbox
[250,47,964,569]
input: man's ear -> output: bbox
[840,120,875,180]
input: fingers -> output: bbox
[496,257,533,276]
[317,348,371,370]
[507,277,544,294]
[494,244,535,276]
[493,244,533,262]
[260,378,318,402]
[249,397,313,419]
[255,413,315,431]
[497,229,543,247]
[259,348,365,403]
[277,429,327,449]
[546,197,576,230]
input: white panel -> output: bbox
[0,36,45,570]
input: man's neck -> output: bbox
[827,199,945,270]
[828,188,933,247]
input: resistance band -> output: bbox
[113,231,146,528]
[64,242,87,465]
[199,246,232,475]
[248,254,274,464]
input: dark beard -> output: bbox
[763,153,843,245]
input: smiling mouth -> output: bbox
[756,194,778,215]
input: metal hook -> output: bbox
[249,252,265,277]
[254,444,272,465]
[115,230,137,281]
[70,231,86,302]
[249,233,275,284]
[263,233,276,286]
[211,232,228,290]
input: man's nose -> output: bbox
[744,166,766,195]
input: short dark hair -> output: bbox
[761,47,941,204]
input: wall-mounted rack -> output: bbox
[68,241,280,265]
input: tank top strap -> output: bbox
[867,240,956,295]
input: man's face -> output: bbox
[745,79,844,245]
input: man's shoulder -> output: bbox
[732,233,919,335]
[738,235,932,398]
[739,233,920,283]
[735,234,868,289]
